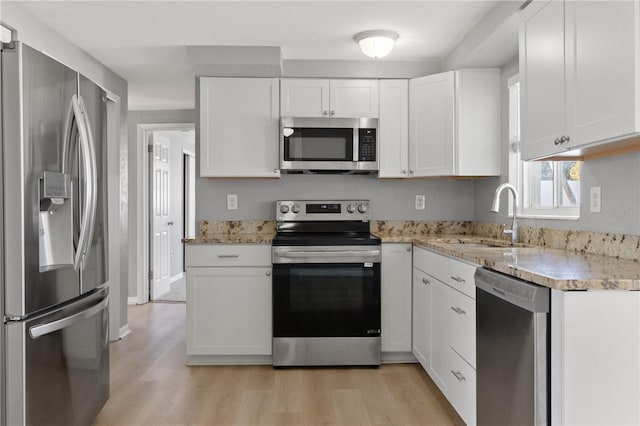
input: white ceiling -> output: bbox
[17,1,500,110]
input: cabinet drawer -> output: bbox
[448,289,476,367]
[186,244,271,267]
[445,259,477,299]
[449,348,476,426]
[413,246,448,280]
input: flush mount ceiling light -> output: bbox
[354,30,399,59]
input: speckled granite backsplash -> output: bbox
[198,220,276,238]
[372,220,640,261]
[194,220,639,261]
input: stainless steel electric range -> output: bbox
[271,200,381,367]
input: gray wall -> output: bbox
[2,3,130,331]
[196,175,475,221]
[475,57,640,235]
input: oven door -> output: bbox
[272,246,381,338]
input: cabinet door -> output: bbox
[449,348,477,426]
[566,1,638,147]
[412,268,431,371]
[409,72,455,176]
[448,289,476,367]
[329,79,379,118]
[381,244,412,352]
[199,77,280,177]
[378,80,409,178]
[186,267,272,355]
[520,0,568,160]
[280,79,329,117]
[428,278,450,396]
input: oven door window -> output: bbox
[273,263,380,337]
[284,128,353,161]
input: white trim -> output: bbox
[119,324,132,339]
[135,123,195,306]
[170,272,184,284]
[182,148,195,157]
[127,297,139,305]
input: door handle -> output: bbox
[450,306,466,315]
[29,295,109,339]
[450,276,466,283]
[451,370,466,382]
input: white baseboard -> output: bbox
[119,324,132,339]
[170,272,185,284]
[127,297,139,305]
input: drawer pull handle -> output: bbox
[422,277,430,285]
[451,370,466,382]
[450,306,466,315]
[450,276,465,283]
[218,255,239,258]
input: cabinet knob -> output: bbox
[402,170,407,174]
[323,110,329,116]
[167,221,174,226]
[330,110,335,116]
[554,138,561,145]
[405,247,411,252]
[450,276,465,283]
[266,271,271,276]
[274,169,279,174]
[409,170,414,175]
[561,135,570,143]
[422,277,430,285]
[450,306,466,315]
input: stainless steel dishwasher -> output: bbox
[475,268,550,426]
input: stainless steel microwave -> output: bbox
[280,117,378,172]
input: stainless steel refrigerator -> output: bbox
[1,41,110,425]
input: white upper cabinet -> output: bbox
[378,80,409,178]
[407,69,500,177]
[199,77,280,178]
[520,0,640,160]
[281,79,379,118]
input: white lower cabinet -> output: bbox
[412,268,431,370]
[186,245,272,360]
[413,245,477,425]
[449,348,477,426]
[381,243,412,352]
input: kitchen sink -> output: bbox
[448,242,505,248]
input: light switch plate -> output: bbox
[227,194,238,210]
[415,195,426,210]
[590,187,601,213]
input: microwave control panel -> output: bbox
[358,128,377,162]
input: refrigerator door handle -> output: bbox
[67,95,97,271]
[28,295,108,339]
[77,95,98,271]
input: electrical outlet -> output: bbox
[415,195,426,210]
[227,194,238,210]
[590,187,601,213]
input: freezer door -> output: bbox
[2,42,81,316]
[5,288,110,426]
[78,75,108,293]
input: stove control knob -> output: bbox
[358,203,368,213]
[347,204,356,213]
[291,204,301,214]
[279,205,290,214]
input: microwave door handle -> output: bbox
[353,127,359,162]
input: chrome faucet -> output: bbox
[491,183,519,244]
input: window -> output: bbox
[508,75,580,219]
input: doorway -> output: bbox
[143,125,195,303]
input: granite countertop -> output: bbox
[377,233,640,291]
[182,233,275,244]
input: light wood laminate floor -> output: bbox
[96,303,462,426]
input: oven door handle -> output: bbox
[276,250,380,258]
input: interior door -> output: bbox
[150,133,172,300]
